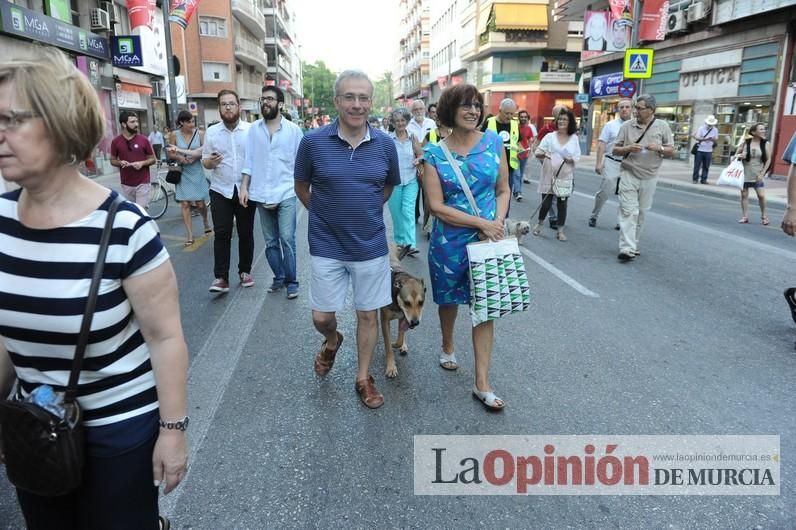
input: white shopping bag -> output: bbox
[716,159,745,190]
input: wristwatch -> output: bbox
[159,416,190,431]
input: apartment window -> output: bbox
[199,17,227,38]
[202,62,230,82]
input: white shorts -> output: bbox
[310,254,392,312]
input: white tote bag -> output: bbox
[716,159,745,190]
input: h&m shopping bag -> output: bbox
[467,238,531,326]
[715,159,745,190]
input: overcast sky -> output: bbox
[291,0,399,80]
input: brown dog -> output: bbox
[380,246,426,378]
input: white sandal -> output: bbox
[439,351,458,371]
[472,387,505,410]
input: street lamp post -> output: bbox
[162,1,179,128]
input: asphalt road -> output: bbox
[1,169,794,529]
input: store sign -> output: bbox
[540,72,576,83]
[0,0,110,60]
[590,72,624,98]
[112,36,144,67]
[117,89,144,109]
[679,50,742,100]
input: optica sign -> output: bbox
[589,72,624,99]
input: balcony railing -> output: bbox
[231,0,266,40]
[236,77,263,101]
[234,34,267,71]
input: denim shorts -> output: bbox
[309,254,391,312]
[743,181,764,189]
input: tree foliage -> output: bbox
[372,71,394,117]
[302,61,337,118]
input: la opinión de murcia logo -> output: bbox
[414,435,780,495]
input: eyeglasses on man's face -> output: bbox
[337,94,372,104]
[220,101,239,109]
[259,96,278,104]
[0,110,41,131]
[634,105,651,111]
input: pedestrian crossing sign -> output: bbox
[623,48,654,79]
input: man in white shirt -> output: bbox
[202,89,254,293]
[240,86,304,299]
[148,126,164,163]
[407,100,436,140]
[589,98,632,228]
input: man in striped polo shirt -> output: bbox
[295,70,400,410]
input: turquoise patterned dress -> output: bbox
[423,130,501,305]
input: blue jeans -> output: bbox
[258,196,298,287]
[512,158,527,195]
[692,151,712,183]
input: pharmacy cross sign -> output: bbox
[623,48,654,79]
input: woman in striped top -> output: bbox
[0,49,188,529]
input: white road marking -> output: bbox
[520,246,600,298]
[160,208,306,514]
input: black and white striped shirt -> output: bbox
[0,190,169,427]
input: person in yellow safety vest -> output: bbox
[482,98,519,206]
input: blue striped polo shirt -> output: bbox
[295,120,400,261]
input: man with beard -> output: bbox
[295,70,400,409]
[110,111,157,207]
[202,89,254,293]
[241,86,304,299]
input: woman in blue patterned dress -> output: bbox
[422,84,511,410]
[167,110,211,245]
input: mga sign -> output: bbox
[112,35,144,68]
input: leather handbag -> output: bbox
[164,163,183,184]
[164,129,198,184]
[0,195,122,497]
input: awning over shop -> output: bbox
[493,3,549,31]
[118,80,152,95]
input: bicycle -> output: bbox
[146,170,173,220]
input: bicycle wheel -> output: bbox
[147,180,169,219]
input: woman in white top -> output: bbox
[534,109,581,241]
[387,108,423,254]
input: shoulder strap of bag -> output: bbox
[698,126,714,146]
[634,118,656,145]
[439,139,481,218]
[64,194,124,404]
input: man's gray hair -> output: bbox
[391,107,411,122]
[635,94,657,111]
[499,98,518,111]
[334,69,373,96]
[411,100,426,110]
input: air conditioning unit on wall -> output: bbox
[101,1,121,24]
[687,1,707,22]
[667,11,687,34]
[89,8,111,31]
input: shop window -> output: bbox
[657,105,692,161]
[713,103,771,165]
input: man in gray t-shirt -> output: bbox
[611,94,674,262]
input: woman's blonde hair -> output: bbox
[0,46,104,165]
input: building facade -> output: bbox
[395,0,431,103]
[574,0,796,174]
[0,0,170,176]
[263,0,302,118]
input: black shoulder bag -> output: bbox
[165,129,198,185]
[0,195,123,496]
[691,126,714,155]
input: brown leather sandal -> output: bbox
[314,332,343,376]
[355,375,384,409]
